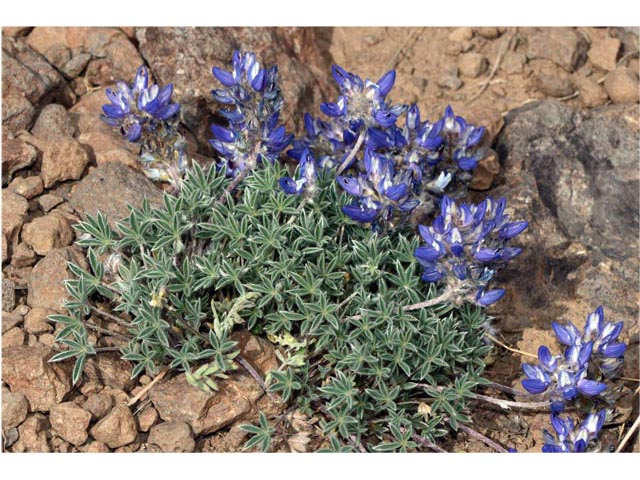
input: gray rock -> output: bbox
[148,421,195,452]
[2,277,17,311]
[492,101,639,331]
[69,161,164,230]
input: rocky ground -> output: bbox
[1,26,639,453]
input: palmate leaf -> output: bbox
[239,412,274,452]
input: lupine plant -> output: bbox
[521,306,627,452]
[49,50,628,453]
[101,66,185,190]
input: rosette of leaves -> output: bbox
[52,161,492,452]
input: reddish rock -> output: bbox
[604,67,640,104]
[89,404,138,449]
[533,60,575,97]
[83,392,114,420]
[526,28,588,72]
[83,353,135,391]
[31,103,76,140]
[149,331,278,436]
[2,277,17,311]
[11,414,50,452]
[2,310,23,333]
[148,421,195,452]
[77,131,141,169]
[2,391,30,429]
[458,52,488,79]
[501,50,527,75]
[49,402,92,446]
[27,246,88,313]
[38,135,90,188]
[2,189,29,257]
[24,307,55,334]
[37,194,64,213]
[26,27,144,85]
[2,36,63,134]
[574,75,609,108]
[8,175,43,199]
[475,27,502,39]
[136,27,333,154]
[470,149,500,191]
[11,242,37,268]
[588,36,621,72]
[69,161,164,230]
[82,441,110,452]
[137,404,159,432]
[448,27,474,43]
[2,327,25,348]
[2,346,73,412]
[1,137,38,186]
[21,214,75,256]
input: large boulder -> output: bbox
[491,101,639,334]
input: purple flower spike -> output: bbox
[415,195,526,307]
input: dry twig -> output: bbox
[466,28,515,105]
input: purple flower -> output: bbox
[101,66,180,144]
[100,65,184,190]
[336,148,418,228]
[210,51,292,176]
[522,306,625,411]
[279,148,318,197]
[415,196,527,306]
[542,410,606,453]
